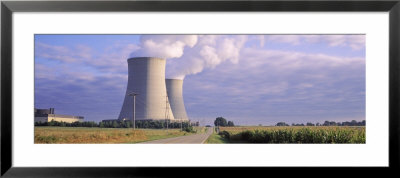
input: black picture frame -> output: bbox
[1,0,399,177]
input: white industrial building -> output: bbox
[34,108,84,123]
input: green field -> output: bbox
[204,133,229,144]
[34,126,204,144]
[206,126,366,144]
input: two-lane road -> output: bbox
[141,127,214,144]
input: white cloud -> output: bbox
[183,46,365,114]
[241,48,365,70]
[34,40,139,95]
[267,35,301,45]
[257,35,265,47]
[35,42,81,62]
[263,35,365,50]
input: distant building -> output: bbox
[34,108,84,123]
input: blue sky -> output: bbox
[34,34,365,126]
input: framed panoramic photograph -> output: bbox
[1,0,400,177]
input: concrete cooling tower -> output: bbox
[166,79,189,121]
[118,57,175,121]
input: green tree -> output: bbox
[227,121,235,127]
[361,120,366,126]
[276,122,289,126]
[214,117,228,127]
[48,119,55,126]
[306,122,314,126]
[112,121,118,128]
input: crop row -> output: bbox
[218,127,365,143]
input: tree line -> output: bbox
[35,119,196,130]
[100,120,194,129]
[276,120,366,126]
[35,120,98,127]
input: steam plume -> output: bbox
[130,35,198,59]
[130,35,248,80]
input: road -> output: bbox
[140,127,214,144]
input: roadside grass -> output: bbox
[34,126,197,144]
[194,126,207,134]
[205,133,230,144]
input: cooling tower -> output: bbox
[118,57,175,121]
[166,79,189,121]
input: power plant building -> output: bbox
[118,57,175,121]
[34,108,84,123]
[166,79,189,121]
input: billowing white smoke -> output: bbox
[130,35,198,59]
[130,35,248,79]
[167,35,248,79]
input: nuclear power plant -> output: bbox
[118,57,189,122]
[166,79,188,120]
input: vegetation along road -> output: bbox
[206,126,365,144]
[35,127,201,144]
[141,127,213,144]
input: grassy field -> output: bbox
[206,126,366,144]
[34,126,204,144]
[204,133,229,144]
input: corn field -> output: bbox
[218,126,365,143]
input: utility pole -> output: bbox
[165,94,169,130]
[129,92,138,130]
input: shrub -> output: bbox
[218,130,231,139]
[184,126,196,133]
